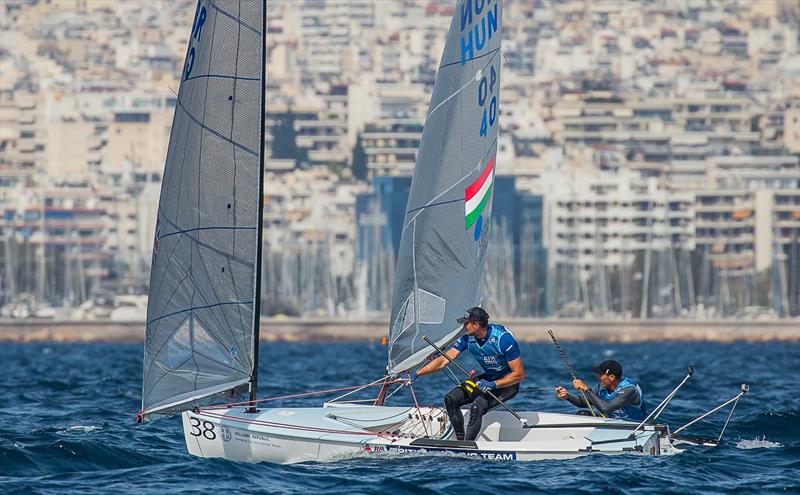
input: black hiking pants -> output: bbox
[443,376,519,441]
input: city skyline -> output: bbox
[0,0,798,320]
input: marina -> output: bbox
[1,317,798,343]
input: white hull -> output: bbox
[182,404,679,464]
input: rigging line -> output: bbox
[328,410,412,423]
[329,375,392,403]
[204,379,405,408]
[426,48,500,122]
[383,381,408,402]
[408,382,430,437]
[439,47,500,70]
[402,137,497,231]
[196,410,393,437]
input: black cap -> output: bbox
[591,360,623,377]
[456,307,489,325]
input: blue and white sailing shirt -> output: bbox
[450,324,521,381]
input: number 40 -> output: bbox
[478,65,497,137]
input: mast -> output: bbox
[248,0,267,411]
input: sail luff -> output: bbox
[141,0,265,419]
[248,0,267,409]
[386,0,503,374]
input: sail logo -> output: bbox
[459,0,498,65]
[184,2,208,80]
[464,156,495,240]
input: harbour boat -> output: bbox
[139,0,747,464]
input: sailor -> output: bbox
[408,307,525,441]
[555,359,647,421]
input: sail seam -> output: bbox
[155,208,255,267]
[187,261,247,366]
[147,300,254,326]
[425,76,474,123]
[227,0,248,368]
[148,271,192,350]
[189,2,221,391]
[184,73,259,82]
[158,225,257,239]
[405,197,462,215]
[427,49,500,122]
[175,97,258,157]
[208,0,260,35]
[439,47,500,70]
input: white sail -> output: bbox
[141,0,265,419]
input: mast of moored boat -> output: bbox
[248,0,267,413]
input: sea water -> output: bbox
[1,340,798,494]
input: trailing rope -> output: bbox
[201,378,405,410]
[406,378,430,437]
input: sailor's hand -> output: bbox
[404,371,418,387]
[572,379,589,392]
[556,386,569,399]
[477,379,496,392]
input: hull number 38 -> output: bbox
[189,417,216,440]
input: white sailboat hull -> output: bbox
[182,405,679,464]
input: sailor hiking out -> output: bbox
[556,359,647,422]
[408,307,525,441]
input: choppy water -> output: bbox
[1,341,798,494]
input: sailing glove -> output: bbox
[477,379,496,392]
[407,372,418,384]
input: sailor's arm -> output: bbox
[557,389,589,408]
[414,347,461,378]
[583,386,640,416]
[493,357,525,388]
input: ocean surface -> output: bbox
[1,340,798,494]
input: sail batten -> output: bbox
[387,0,502,375]
[141,0,264,419]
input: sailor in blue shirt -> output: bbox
[409,307,525,441]
[555,359,647,422]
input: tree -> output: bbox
[270,109,307,163]
[351,133,368,181]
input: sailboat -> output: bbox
[139,0,746,464]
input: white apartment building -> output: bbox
[538,169,694,275]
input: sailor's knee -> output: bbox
[444,393,458,411]
[469,400,487,416]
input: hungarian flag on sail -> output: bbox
[464,156,495,229]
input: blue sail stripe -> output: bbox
[184,73,260,82]
[147,300,254,326]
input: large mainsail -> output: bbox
[141,0,265,419]
[387,0,502,374]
